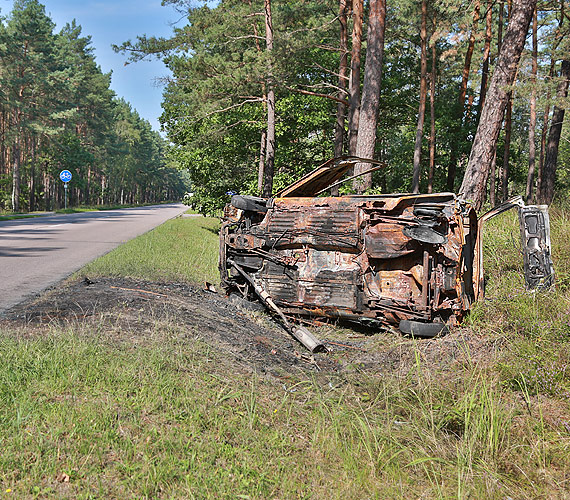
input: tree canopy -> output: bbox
[117,0,570,213]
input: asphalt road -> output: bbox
[0,203,188,314]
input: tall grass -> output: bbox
[1,323,565,499]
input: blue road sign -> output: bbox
[59,170,72,183]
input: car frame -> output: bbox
[219,157,555,347]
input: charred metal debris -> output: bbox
[219,157,555,351]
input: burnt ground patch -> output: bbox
[1,276,500,379]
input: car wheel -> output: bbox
[399,320,449,338]
[231,195,268,213]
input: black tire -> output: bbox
[399,320,449,338]
[231,195,268,213]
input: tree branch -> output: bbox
[281,84,348,105]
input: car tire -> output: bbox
[231,195,268,213]
[399,320,449,338]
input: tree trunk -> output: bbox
[447,0,480,191]
[499,0,514,202]
[11,137,20,212]
[86,166,91,206]
[353,0,386,193]
[478,0,493,114]
[411,0,428,193]
[427,20,437,194]
[459,0,480,112]
[347,0,363,156]
[537,59,556,197]
[249,7,268,197]
[29,140,36,212]
[525,6,538,203]
[486,0,504,205]
[489,150,497,206]
[538,59,570,205]
[333,0,349,196]
[262,0,276,198]
[459,0,536,209]
[501,95,512,201]
[257,130,266,194]
[334,0,349,161]
[497,0,504,52]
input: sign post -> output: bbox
[59,170,72,209]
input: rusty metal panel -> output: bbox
[364,223,418,259]
[262,204,359,249]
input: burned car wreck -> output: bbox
[220,157,555,350]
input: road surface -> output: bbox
[0,203,188,314]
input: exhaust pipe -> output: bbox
[228,260,326,353]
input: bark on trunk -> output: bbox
[262,0,276,198]
[459,0,536,209]
[501,95,512,201]
[427,24,437,194]
[348,0,363,156]
[525,6,538,203]
[11,137,20,213]
[333,0,349,196]
[538,59,570,205]
[29,140,36,212]
[257,130,266,194]
[411,0,428,193]
[353,0,386,193]
[250,6,268,196]
[489,150,497,206]
[487,0,504,206]
[537,59,556,197]
[460,0,480,111]
[447,0,480,191]
[497,0,504,53]
[478,0,493,114]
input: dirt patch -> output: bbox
[1,276,501,378]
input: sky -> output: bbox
[1,0,182,132]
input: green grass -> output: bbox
[1,206,569,498]
[0,324,568,499]
[0,213,49,220]
[0,202,177,218]
[80,215,220,285]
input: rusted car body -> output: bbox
[220,157,554,341]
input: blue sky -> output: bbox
[2,0,182,132]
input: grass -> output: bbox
[0,213,49,220]
[0,324,567,499]
[79,215,220,285]
[0,202,179,219]
[1,207,570,498]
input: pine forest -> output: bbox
[0,0,190,213]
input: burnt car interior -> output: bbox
[220,157,555,351]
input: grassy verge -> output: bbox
[0,208,569,498]
[0,213,50,220]
[0,203,182,219]
[0,323,568,498]
[80,215,220,285]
